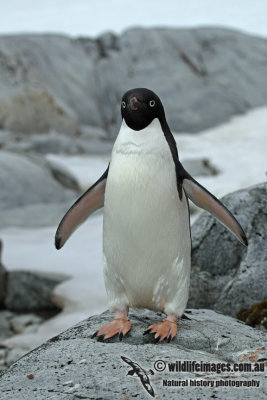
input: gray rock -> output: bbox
[0,34,100,134]
[24,151,79,188]
[4,130,114,155]
[76,28,267,136]
[0,311,13,340]
[1,28,267,136]
[0,87,79,135]
[5,348,27,368]
[44,158,80,191]
[0,240,7,307]
[189,182,267,318]
[10,314,43,334]
[5,131,80,154]
[0,151,77,212]
[0,202,77,228]
[5,270,69,312]
[0,348,8,372]
[0,309,266,399]
[182,158,219,177]
[0,130,10,148]
[79,124,107,140]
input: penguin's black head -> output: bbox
[121,88,166,131]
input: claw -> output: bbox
[144,316,178,343]
[181,313,191,320]
[143,329,151,336]
[92,315,131,341]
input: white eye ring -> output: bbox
[121,101,126,108]
[149,100,156,107]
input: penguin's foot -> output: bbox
[92,310,131,341]
[143,314,178,343]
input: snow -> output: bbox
[2,216,106,350]
[177,107,267,199]
[1,0,267,39]
[1,106,266,351]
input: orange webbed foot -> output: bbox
[92,311,131,341]
[144,315,178,343]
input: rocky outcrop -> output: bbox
[1,28,267,136]
[0,311,48,372]
[0,241,69,371]
[0,87,79,135]
[0,150,80,228]
[0,309,266,398]
[189,182,267,319]
[0,151,77,212]
[182,158,219,177]
[0,240,6,307]
[5,270,68,312]
[3,129,112,155]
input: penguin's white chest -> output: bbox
[103,119,191,316]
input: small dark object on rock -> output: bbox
[27,374,34,379]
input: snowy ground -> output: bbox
[1,106,266,351]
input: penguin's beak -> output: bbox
[129,96,139,111]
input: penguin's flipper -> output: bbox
[55,166,109,250]
[181,170,247,246]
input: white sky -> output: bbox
[1,0,267,38]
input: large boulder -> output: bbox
[4,129,112,155]
[1,28,267,136]
[0,151,77,212]
[188,182,267,319]
[0,309,266,398]
[5,270,69,312]
[0,240,7,307]
[0,88,79,135]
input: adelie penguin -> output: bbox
[55,88,248,342]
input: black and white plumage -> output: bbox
[55,88,247,342]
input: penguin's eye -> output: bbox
[149,100,156,107]
[121,101,126,109]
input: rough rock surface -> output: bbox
[5,270,69,311]
[0,309,266,399]
[0,87,79,135]
[1,28,267,136]
[0,151,77,211]
[0,311,13,340]
[44,158,81,191]
[3,130,113,155]
[189,182,267,318]
[0,310,52,372]
[0,240,6,307]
